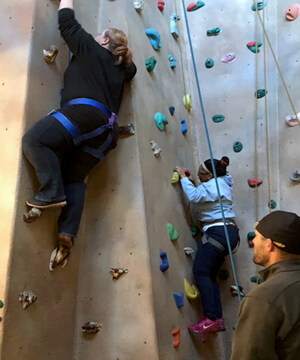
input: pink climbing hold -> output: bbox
[285,4,300,21]
[157,0,165,11]
[247,178,263,187]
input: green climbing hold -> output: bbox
[268,199,277,209]
[218,269,230,280]
[205,58,214,68]
[250,275,263,284]
[191,225,199,236]
[153,112,168,130]
[145,56,157,72]
[255,89,267,98]
[233,141,243,153]
[212,114,225,123]
[207,27,221,36]
[0,300,3,308]
[247,232,255,242]
[167,223,179,241]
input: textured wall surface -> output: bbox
[1,1,300,359]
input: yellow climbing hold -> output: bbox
[183,94,192,112]
[170,171,180,184]
[184,278,198,300]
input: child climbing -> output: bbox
[175,156,240,339]
[22,0,137,266]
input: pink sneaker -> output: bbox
[188,317,225,334]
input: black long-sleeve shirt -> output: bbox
[57,8,136,139]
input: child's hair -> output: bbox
[104,28,133,65]
[204,156,229,177]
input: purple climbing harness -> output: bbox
[50,98,117,160]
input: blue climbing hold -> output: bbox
[173,292,184,308]
[251,1,267,11]
[145,29,161,50]
[168,54,176,69]
[180,119,187,134]
[169,106,175,115]
[159,252,169,272]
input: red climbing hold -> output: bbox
[157,0,165,11]
[247,178,263,187]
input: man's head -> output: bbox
[253,210,300,267]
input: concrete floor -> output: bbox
[1,0,300,359]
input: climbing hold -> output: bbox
[172,327,180,348]
[168,54,176,69]
[170,171,180,184]
[230,285,245,297]
[250,275,263,284]
[205,58,214,68]
[207,27,221,36]
[81,321,102,334]
[184,279,198,300]
[247,41,262,53]
[145,56,157,72]
[183,94,192,111]
[167,223,179,240]
[145,29,161,50]
[286,112,300,127]
[187,1,205,12]
[221,52,236,63]
[157,0,165,11]
[233,141,243,153]
[0,300,3,308]
[251,1,267,11]
[247,178,263,187]
[180,119,187,134]
[23,207,42,223]
[218,269,230,280]
[184,247,194,255]
[247,232,255,248]
[290,170,300,181]
[159,252,169,272]
[49,245,70,271]
[153,112,168,130]
[191,225,199,236]
[286,4,300,21]
[19,290,37,309]
[110,268,128,280]
[268,199,277,209]
[255,89,267,98]
[43,45,58,64]
[150,140,162,157]
[170,13,181,39]
[169,106,175,115]
[212,114,225,123]
[118,123,135,136]
[173,292,184,308]
[133,0,143,11]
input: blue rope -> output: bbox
[181,0,242,302]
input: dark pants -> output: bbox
[193,225,240,320]
[22,115,101,238]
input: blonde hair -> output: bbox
[104,28,133,66]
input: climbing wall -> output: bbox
[1,1,300,360]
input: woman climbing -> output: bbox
[22,0,137,265]
[175,156,240,339]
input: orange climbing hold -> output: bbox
[172,327,180,348]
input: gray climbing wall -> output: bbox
[1,0,300,359]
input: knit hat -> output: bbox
[256,210,300,254]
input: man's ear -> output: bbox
[266,238,275,252]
